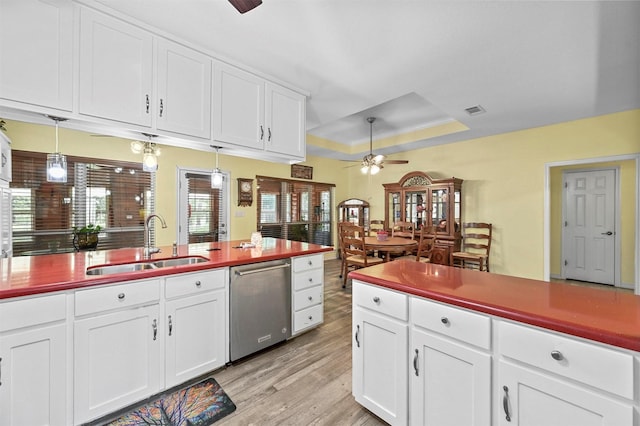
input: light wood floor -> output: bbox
[214,259,386,425]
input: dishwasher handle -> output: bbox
[234,263,290,276]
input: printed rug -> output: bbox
[92,377,236,426]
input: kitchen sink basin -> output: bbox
[86,256,208,275]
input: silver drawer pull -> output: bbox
[440,316,449,325]
[308,278,313,282]
[551,350,564,361]
[373,296,380,304]
[308,316,313,321]
[308,296,313,301]
[195,280,202,287]
[117,293,125,300]
[308,260,313,266]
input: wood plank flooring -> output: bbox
[214,259,385,425]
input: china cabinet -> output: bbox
[337,198,370,229]
[383,171,463,253]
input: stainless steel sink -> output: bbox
[86,262,158,275]
[152,256,208,268]
[86,256,208,275]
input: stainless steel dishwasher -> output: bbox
[229,259,291,361]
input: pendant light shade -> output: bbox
[132,134,160,172]
[46,116,68,183]
[211,145,224,188]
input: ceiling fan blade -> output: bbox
[384,160,410,165]
[228,0,262,14]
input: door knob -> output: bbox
[601,231,613,236]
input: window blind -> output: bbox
[11,150,153,255]
[185,172,224,243]
[257,175,334,246]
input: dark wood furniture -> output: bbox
[341,225,384,287]
[383,171,463,256]
[337,198,370,231]
[450,222,493,271]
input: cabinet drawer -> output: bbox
[75,279,160,317]
[293,268,323,291]
[353,281,408,321]
[412,297,491,350]
[498,321,634,399]
[293,303,323,333]
[292,254,323,272]
[0,293,67,332]
[294,285,322,311]
[165,268,227,299]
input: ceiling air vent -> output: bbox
[464,105,486,116]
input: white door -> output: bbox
[498,361,632,426]
[352,308,408,426]
[410,329,491,426]
[0,324,67,426]
[177,168,229,245]
[563,169,617,285]
[165,289,226,388]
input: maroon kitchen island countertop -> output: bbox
[350,260,640,352]
[0,238,332,300]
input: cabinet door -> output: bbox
[498,361,632,426]
[0,323,67,426]
[353,308,408,425]
[264,83,305,158]
[165,289,226,388]
[0,0,73,111]
[74,304,161,424]
[156,39,212,139]
[410,328,491,426]
[79,8,153,126]
[212,62,264,149]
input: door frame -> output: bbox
[544,153,640,294]
[176,166,230,245]
[561,167,619,285]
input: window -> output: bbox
[11,150,154,255]
[257,175,334,246]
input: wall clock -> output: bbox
[237,178,253,207]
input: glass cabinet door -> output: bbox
[405,191,426,229]
[454,188,461,232]
[432,188,449,233]
[389,192,401,224]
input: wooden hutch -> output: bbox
[383,171,463,253]
[337,198,370,230]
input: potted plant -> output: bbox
[72,224,103,251]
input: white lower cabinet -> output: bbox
[0,294,67,426]
[164,269,228,388]
[74,280,162,424]
[291,254,324,335]
[410,298,491,426]
[352,282,408,426]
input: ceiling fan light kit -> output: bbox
[360,117,408,175]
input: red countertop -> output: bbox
[0,238,332,300]
[350,260,640,352]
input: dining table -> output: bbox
[364,236,418,262]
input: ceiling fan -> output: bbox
[357,117,409,175]
[228,0,262,14]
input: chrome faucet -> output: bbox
[144,214,167,257]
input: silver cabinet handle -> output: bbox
[117,293,125,300]
[551,350,563,361]
[355,324,360,348]
[159,99,164,117]
[168,315,173,336]
[308,296,313,301]
[413,349,419,376]
[308,278,313,283]
[260,125,264,140]
[503,385,511,422]
[373,296,380,304]
[195,280,202,287]
[308,260,313,266]
[268,127,272,141]
[308,315,313,321]
[152,319,157,341]
[145,94,150,113]
[441,316,449,325]
[0,356,3,386]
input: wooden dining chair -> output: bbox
[450,222,493,271]
[391,221,415,239]
[337,221,354,280]
[394,225,435,263]
[368,219,385,236]
[341,224,384,288]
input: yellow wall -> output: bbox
[4,109,639,283]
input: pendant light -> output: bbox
[131,134,160,172]
[211,145,224,188]
[46,116,68,183]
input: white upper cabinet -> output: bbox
[213,62,265,149]
[265,83,305,158]
[156,39,212,139]
[0,0,73,111]
[78,7,153,127]
[213,61,306,160]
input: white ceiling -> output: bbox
[86,0,640,160]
